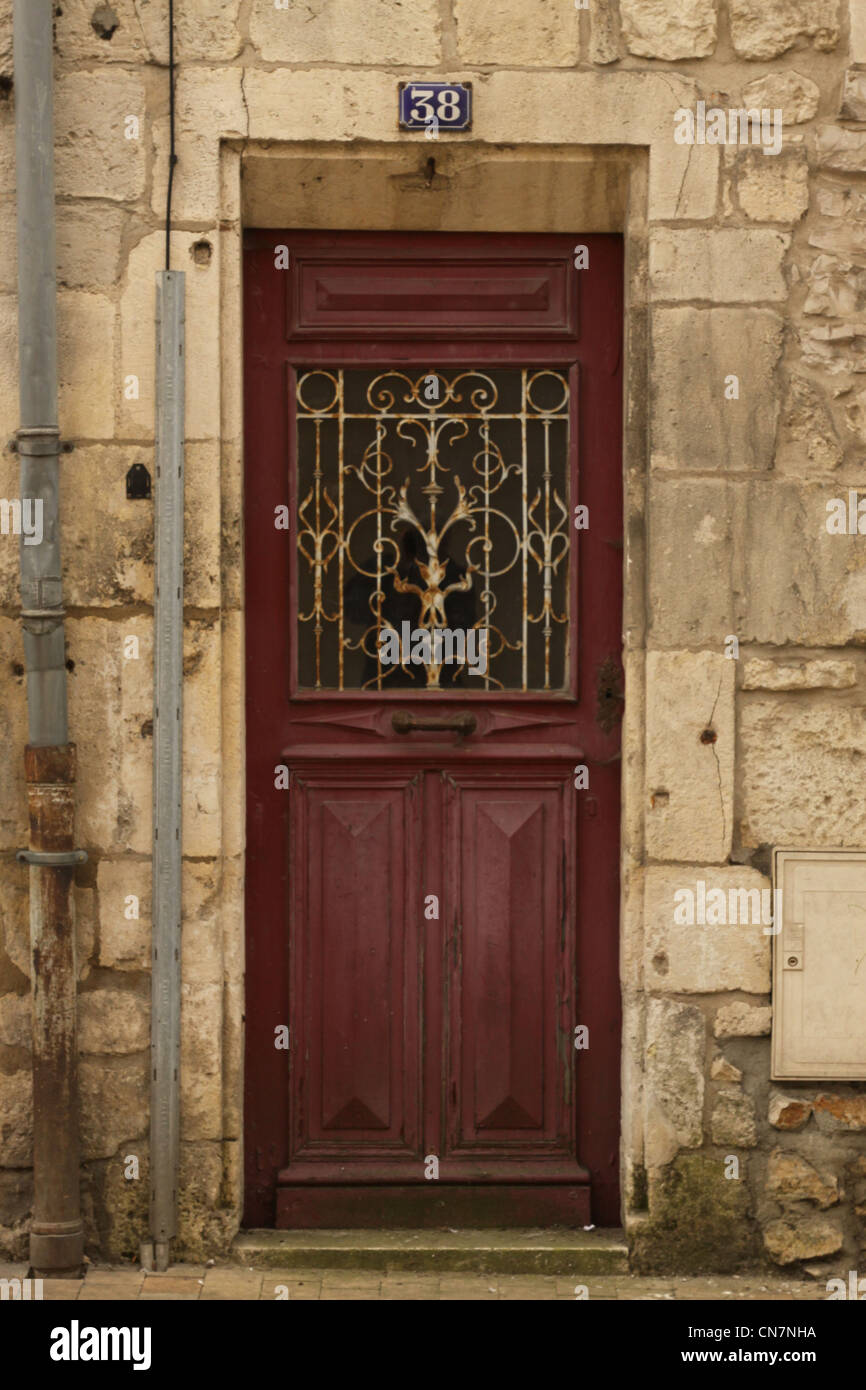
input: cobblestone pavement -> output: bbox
[0,1264,835,1301]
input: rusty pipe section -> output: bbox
[23,747,83,1275]
[13,0,84,1276]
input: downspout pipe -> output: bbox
[13,0,85,1276]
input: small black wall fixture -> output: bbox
[126,461,152,499]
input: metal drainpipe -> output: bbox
[13,0,86,1277]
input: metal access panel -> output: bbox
[772,848,866,1080]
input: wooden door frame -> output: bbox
[242,230,623,1227]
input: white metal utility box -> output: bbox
[772,848,866,1080]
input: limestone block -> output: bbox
[804,253,866,316]
[813,1093,866,1131]
[79,1056,148,1160]
[841,70,866,119]
[55,0,150,60]
[846,387,866,443]
[98,859,150,971]
[0,206,15,292]
[0,994,28,1048]
[58,292,116,440]
[79,989,149,1055]
[120,231,221,441]
[67,616,152,853]
[742,658,856,689]
[56,204,128,290]
[220,615,245,860]
[0,870,28,980]
[253,0,439,63]
[151,69,246,221]
[769,1090,813,1129]
[181,861,223,989]
[738,152,810,223]
[742,72,820,125]
[650,229,789,302]
[711,1055,743,1081]
[740,700,866,846]
[740,481,866,644]
[817,125,866,172]
[0,296,16,437]
[0,0,11,78]
[246,67,401,145]
[0,620,27,851]
[180,984,222,1141]
[55,71,146,201]
[767,1148,838,1206]
[775,375,843,473]
[800,321,866,373]
[648,480,734,644]
[639,1152,757,1272]
[652,308,783,470]
[0,1070,31,1166]
[644,867,771,994]
[589,0,620,64]
[0,99,14,195]
[135,0,243,61]
[455,0,578,65]
[182,620,222,858]
[60,446,152,608]
[644,998,706,1167]
[620,0,716,59]
[763,1214,842,1264]
[711,1088,758,1146]
[730,0,841,59]
[713,1001,772,1037]
[75,882,97,981]
[645,651,734,862]
[176,1141,235,1257]
[184,443,221,610]
[854,0,866,61]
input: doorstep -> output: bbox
[233,1227,629,1275]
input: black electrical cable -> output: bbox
[165,0,176,270]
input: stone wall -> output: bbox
[0,0,864,1275]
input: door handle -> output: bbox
[392,711,477,736]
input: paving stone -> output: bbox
[140,1275,201,1300]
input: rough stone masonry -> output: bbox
[0,0,865,1277]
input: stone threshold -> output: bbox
[233,1228,629,1274]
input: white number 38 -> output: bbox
[408,87,462,123]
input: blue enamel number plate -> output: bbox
[398,82,472,132]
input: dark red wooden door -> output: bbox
[243,232,623,1228]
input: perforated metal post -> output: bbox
[145,270,185,1272]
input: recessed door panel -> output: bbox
[289,771,422,1164]
[444,768,577,1163]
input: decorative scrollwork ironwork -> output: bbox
[296,368,571,692]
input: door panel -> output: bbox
[244,231,623,1228]
[287,770,422,1169]
[444,768,576,1162]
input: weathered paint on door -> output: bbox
[243,232,623,1228]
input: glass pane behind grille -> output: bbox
[296,368,571,692]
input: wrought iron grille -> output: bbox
[295,368,571,692]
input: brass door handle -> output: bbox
[392,711,477,736]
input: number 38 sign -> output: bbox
[398,81,472,133]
